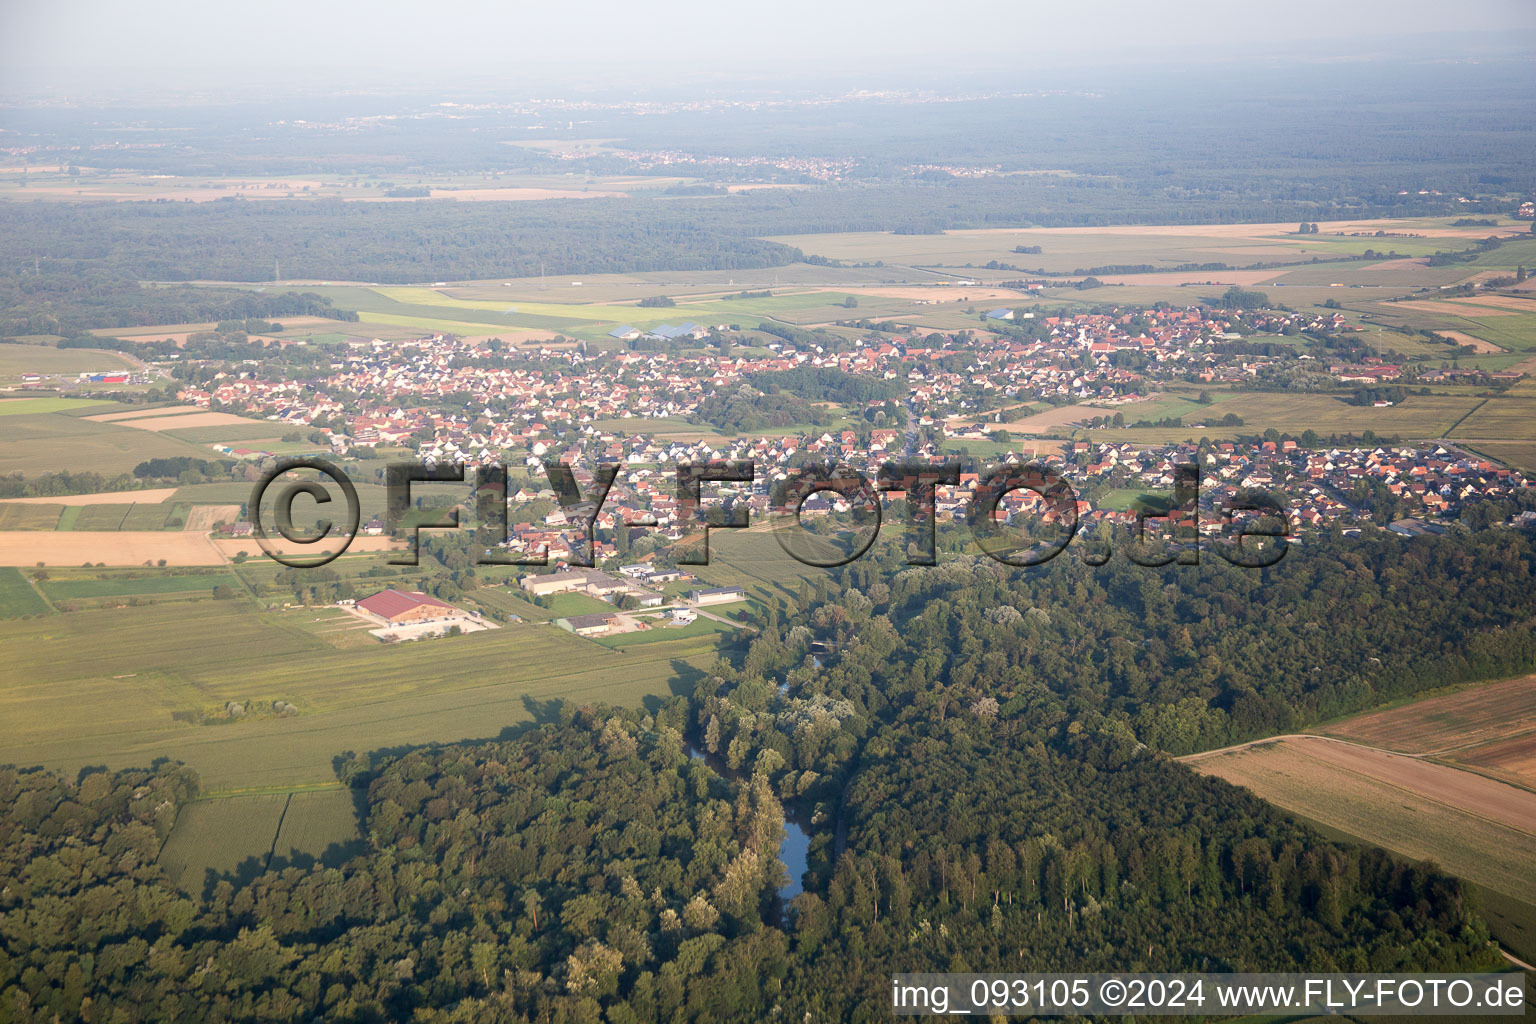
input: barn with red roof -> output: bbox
[355,589,457,626]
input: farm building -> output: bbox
[356,588,459,626]
[557,612,620,636]
[689,586,745,606]
[521,568,628,598]
[985,308,1015,321]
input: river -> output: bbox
[686,740,808,917]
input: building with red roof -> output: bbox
[355,589,457,625]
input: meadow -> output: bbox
[0,567,49,617]
[157,786,368,894]
[0,346,135,381]
[691,527,835,603]
[762,219,1513,275]
[1446,397,1536,441]
[40,568,239,601]
[0,597,722,790]
[1082,392,1486,444]
[0,409,212,476]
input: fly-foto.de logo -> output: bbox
[248,458,1289,570]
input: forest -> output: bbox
[0,265,357,337]
[2,524,1530,1021]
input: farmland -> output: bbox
[0,597,720,791]
[0,345,135,382]
[691,526,836,602]
[0,530,223,566]
[0,409,212,476]
[157,787,366,894]
[1185,735,1536,915]
[0,568,49,618]
[157,793,290,892]
[1318,674,1536,791]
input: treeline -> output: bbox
[0,704,1499,1022]
[0,264,357,337]
[694,386,833,433]
[745,366,904,405]
[0,200,804,286]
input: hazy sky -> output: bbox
[2,0,1534,99]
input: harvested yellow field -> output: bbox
[1449,295,1536,313]
[999,404,1100,434]
[0,488,179,506]
[1433,331,1506,353]
[112,412,268,432]
[1186,735,1536,902]
[1320,675,1536,758]
[86,406,206,422]
[0,530,224,566]
[183,505,242,531]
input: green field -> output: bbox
[157,793,290,892]
[691,528,833,602]
[1464,442,1536,473]
[0,345,135,380]
[0,397,115,416]
[0,410,212,476]
[0,597,719,790]
[40,569,238,600]
[1446,397,1536,441]
[544,591,615,617]
[466,586,557,622]
[270,788,366,868]
[593,615,741,649]
[0,568,49,618]
[1082,391,1484,443]
[0,503,63,530]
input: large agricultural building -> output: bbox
[355,589,459,626]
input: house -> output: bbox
[669,608,697,625]
[356,589,458,625]
[689,585,746,606]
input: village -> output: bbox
[161,298,1532,566]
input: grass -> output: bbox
[0,345,134,379]
[157,793,290,892]
[1463,442,1536,473]
[41,570,238,600]
[0,397,115,416]
[0,597,720,790]
[1446,397,1536,440]
[0,503,63,530]
[0,568,50,618]
[0,411,212,476]
[543,591,615,617]
[592,616,739,649]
